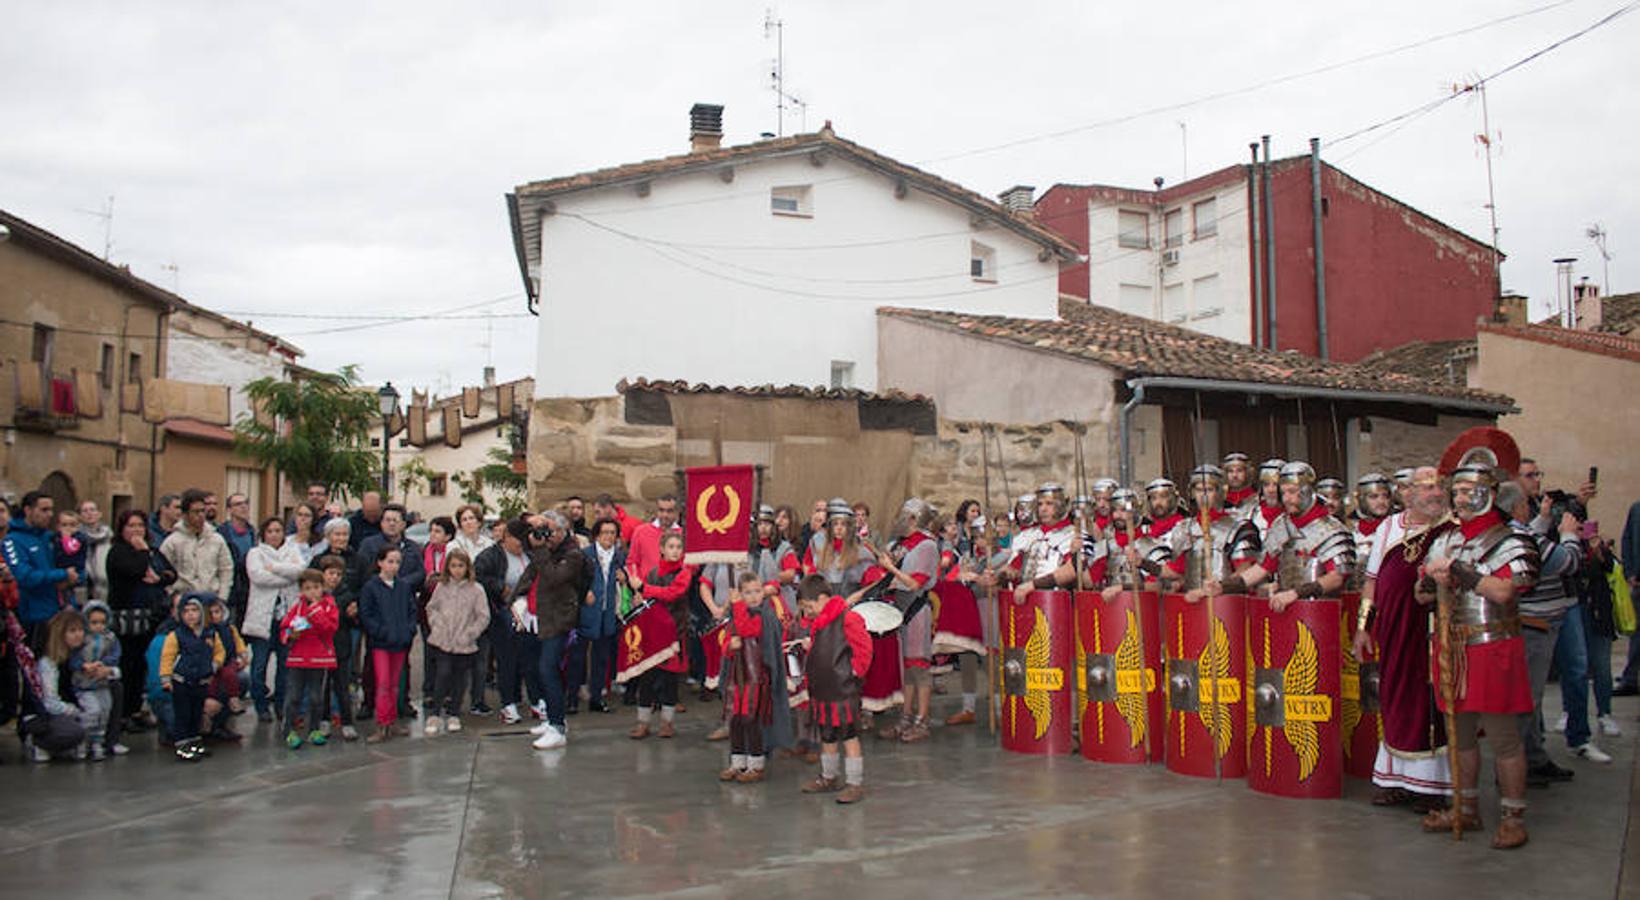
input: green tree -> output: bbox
[396,456,435,506]
[452,442,529,520]
[233,365,382,499]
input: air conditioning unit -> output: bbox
[1161,248,1181,267]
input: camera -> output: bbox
[1544,489,1588,524]
[531,526,551,542]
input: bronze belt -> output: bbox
[1457,620,1522,646]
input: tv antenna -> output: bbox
[763,9,807,136]
[1453,78,1502,296]
[161,262,180,293]
[75,195,115,260]
[1586,223,1612,295]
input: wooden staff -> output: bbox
[1435,579,1465,840]
[981,426,999,735]
[1124,509,1154,765]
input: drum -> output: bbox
[1078,590,1164,764]
[853,600,905,635]
[1163,592,1248,779]
[999,589,1075,755]
[1338,592,1382,780]
[1246,596,1343,799]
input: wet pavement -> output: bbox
[2,659,1637,899]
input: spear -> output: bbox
[1199,491,1223,784]
[1124,507,1154,765]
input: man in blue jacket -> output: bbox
[3,491,75,648]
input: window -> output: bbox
[970,241,996,282]
[1162,282,1187,323]
[398,438,411,448]
[31,324,54,364]
[1191,274,1223,320]
[770,185,812,217]
[370,437,381,448]
[100,343,115,389]
[127,352,143,384]
[1118,283,1153,318]
[1163,208,1184,249]
[1193,197,1217,240]
[429,474,448,497]
[829,360,855,389]
[1117,210,1150,249]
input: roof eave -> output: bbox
[1122,374,1516,416]
[505,192,536,312]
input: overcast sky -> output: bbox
[3,1,1634,394]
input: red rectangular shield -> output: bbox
[683,465,755,564]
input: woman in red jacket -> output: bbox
[280,569,338,749]
[618,532,693,740]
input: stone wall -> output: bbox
[1355,413,1493,476]
[527,396,678,507]
[910,417,1119,516]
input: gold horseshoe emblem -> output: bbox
[696,484,741,535]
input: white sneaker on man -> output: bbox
[499,704,522,725]
[1552,712,1567,733]
[530,720,555,736]
[531,700,548,720]
[532,724,566,750]
[425,716,443,736]
[1600,715,1622,737]
[1573,742,1613,764]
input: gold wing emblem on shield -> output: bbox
[1024,608,1051,740]
[1115,608,1146,748]
[1339,617,1361,760]
[1197,616,1232,760]
[1285,621,1321,781]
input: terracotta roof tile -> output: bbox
[617,377,932,407]
[879,296,1512,410]
[1355,339,1476,385]
[1596,292,1640,336]
[1479,320,1640,364]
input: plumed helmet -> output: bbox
[825,498,854,521]
[1258,459,1287,483]
[1278,461,1318,509]
[1450,462,1498,516]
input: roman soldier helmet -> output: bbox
[1258,458,1286,483]
[1392,467,1415,488]
[1449,462,1499,516]
[1035,482,1068,521]
[1109,487,1139,514]
[1091,477,1119,497]
[1316,477,1346,503]
[825,498,854,521]
[1440,426,1520,517]
[1355,472,1392,509]
[1189,464,1226,507]
[1143,478,1178,515]
[1278,461,1319,508]
[1013,492,1036,525]
[1222,452,1250,467]
[1072,495,1095,521]
[899,497,937,532]
[756,504,777,523]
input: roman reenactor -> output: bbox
[719,571,780,784]
[1176,465,1262,601]
[796,574,874,804]
[1249,459,1287,537]
[1000,483,1080,603]
[1317,477,1348,520]
[1202,461,1354,611]
[749,505,801,617]
[1139,478,1189,589]
[803,500,896,727]
[867,499,941,743]
[1222,453,1257,512]
[1353,466,1452,811]
[1392,468,1416,513]
[1080,488,1173,595]
[1090,478,1119,536]
[1419,459,1538,849]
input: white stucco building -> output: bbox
[507,106,1079,397]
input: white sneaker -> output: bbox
[425,716,443,736]
[446,717,462,733]
[1552,712,1567,733]
[531,700,548,720]
[1573,742,1613,764]
[26,740,51,763]
[530,720,554,736]
[108,742,130,756]
[532,725,566,750]
[1600,715,1622,737]
[499,704,522,725]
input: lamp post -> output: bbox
[377,382,399,495]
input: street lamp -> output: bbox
[377,382,399,494]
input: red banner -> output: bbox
[683,465,755,564]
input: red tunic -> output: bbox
[1432,511,1533,715]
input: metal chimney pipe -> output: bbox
[1248,143,1263,348]
[1261,135,1277,351]
[1310,137,1329,360]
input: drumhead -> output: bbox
[853,600,905,635]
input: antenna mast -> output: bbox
[76,195,115,260]
[764,10,806,136]
[1586,224,1612,295]
[1456,79,1502,299]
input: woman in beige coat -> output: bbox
[424,548,490,734]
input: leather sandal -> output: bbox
[801,775,841,794]
[657,722,675,739]
[945,710,976,726]
[835,784,866,804]
[1491,809,1528,850]
[628,723,651,740]
[1420,805,1482,833]
[718,767,741,782]
[735,769,766,784]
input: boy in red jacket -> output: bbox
[796,574,872,804]
[281,569,339,749]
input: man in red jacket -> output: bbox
[796,574,873,804]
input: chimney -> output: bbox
[483,365,496,389]
[1574,279,1602,330]
[689,103,724,153]
[998,185,1035,215]
[1494,292,1528,326]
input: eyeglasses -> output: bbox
[1521,472,1543,479]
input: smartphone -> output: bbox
[1589,466,1599,486]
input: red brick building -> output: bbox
[1034,153,1500,363]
